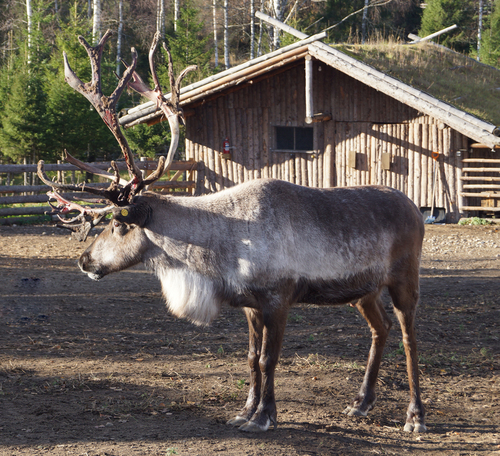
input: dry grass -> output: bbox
[336,39,500,126]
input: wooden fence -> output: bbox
[0,159,198,225]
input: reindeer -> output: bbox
[38,31,427,434]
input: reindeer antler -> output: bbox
[62,30,144,201]
[38,31,196,238]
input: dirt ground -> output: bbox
[0,222,499,456]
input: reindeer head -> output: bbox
[38,30,196,241]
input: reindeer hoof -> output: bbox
[227,416,248,427]
[404,422,427,433]
[342,406,368,417]
[238,417,271,433]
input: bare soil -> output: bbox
[0,223,499,456]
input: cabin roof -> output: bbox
[120,36,500,149]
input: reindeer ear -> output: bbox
[112,202,151,227]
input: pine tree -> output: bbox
[0,0,53,163]
[481,0,500,66]
[321,0,365,43]
[0,62,48,163]
[419,0,476,53]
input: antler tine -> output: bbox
[149,31,163,94]
[63,30,114,111]
[157,44,196,178]
[37,160,121,201]
[63,150,128,186]
[126,34,197,187]
[46,191,113,222]
[63,29,143,200]
[45,191,114,242]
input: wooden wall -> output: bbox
[185,58,468,221]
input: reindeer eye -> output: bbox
[112,220,124,233]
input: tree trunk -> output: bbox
[213,0,218,67]
[362,0,369,44]
[92,0,101,44]
[174,0,179,32]
[477,0,484,61]
[26,0,32,66]
[250,0,255,59]
[54,0,59,24]
[116,0,123,76]
[272,0,285,49]
[257,0,264,57]
[224,0,230,69]
[157,0,165,39]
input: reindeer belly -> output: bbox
[299,270,383,305]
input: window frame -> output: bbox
[272,125,317,154]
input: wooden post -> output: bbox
[408,123,415,202]
[305,55,313,123]
[214,106,223,191]
[323,120,333,187]
[421,124,429,207]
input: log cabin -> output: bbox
[120,34,500,223]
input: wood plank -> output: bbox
[235,108,245,183]
[437,125,444,208]
[463,184,500,189]
[460,176,500,181]
[446,127,455,213]
[461,192,500,197]
[421,123,429,207]
[228,107,238,185]
[212,101,223,191]
[462,158,500,163]
[462,167,500,173]
[461,206,500,211]
[262,106,270,179]
[0,160,197,174]
[216,96,228,187]
[414,123,422,208]
[408,123,415,202]
[323,121,332,187]
[430,123,439,207]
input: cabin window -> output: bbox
[275,126,313,152]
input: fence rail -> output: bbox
[0,159,198,224]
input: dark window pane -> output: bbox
[276,126,294,150]
[295,127,313,150]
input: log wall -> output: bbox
[185,59,469,221]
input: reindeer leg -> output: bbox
[227,307,263,427]
[344,291,392,416]
[389,280,426,433]
[238,304,289,433]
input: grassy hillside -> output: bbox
[336,41,500,127]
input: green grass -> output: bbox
[335,40,500,126]
[458,217,494,225]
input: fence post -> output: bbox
[57,160,62,183]
[23,157,28,196]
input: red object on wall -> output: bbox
[222,137,231,159]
